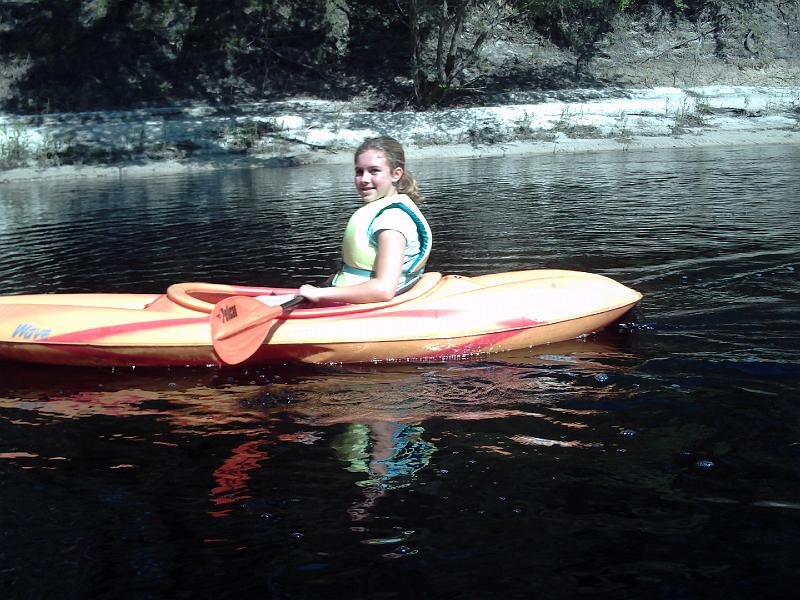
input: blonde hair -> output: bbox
[355,136,424,204]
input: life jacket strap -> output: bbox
[340,263,375,278]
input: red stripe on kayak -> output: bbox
[405,317,544,360]
[44,316,209,344]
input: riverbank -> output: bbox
[2,85,799,183]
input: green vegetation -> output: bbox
[550,105,601,137]
[610,112,633,143]
[1,0,796,113]
[0,123,62,169]
[0,124,29,169]
[686,90,713,115]
[669,96,709,134]
[224,121,277,152]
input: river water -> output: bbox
[1,144,799,599]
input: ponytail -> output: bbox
[396,171,424,204]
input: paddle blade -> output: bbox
[211,296,283,365]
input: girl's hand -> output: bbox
[298,284,322,303]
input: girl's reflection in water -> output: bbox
[331,421,436,520]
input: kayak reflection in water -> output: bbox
[298,136,432,305]
[331,422,437,520]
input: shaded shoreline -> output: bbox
[2,85,799,183]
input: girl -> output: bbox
[299,136,432,304]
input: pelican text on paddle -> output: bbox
[12,323,52,341]
[217,305,238,323]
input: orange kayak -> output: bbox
[0,270,641,367]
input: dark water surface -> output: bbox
[1,145,799,599]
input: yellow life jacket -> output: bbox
[331,194,432,289]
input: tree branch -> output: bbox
[638,27,719,63]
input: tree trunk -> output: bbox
[409,0,425,103]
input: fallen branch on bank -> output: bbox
[638,27,719,64]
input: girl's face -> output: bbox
[354,149,402,202]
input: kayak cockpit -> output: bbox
[150,272,449,317]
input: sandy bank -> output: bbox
[2,85,799,183]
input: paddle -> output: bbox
[211,295,304,365]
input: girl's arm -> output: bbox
[299,229,406,304]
